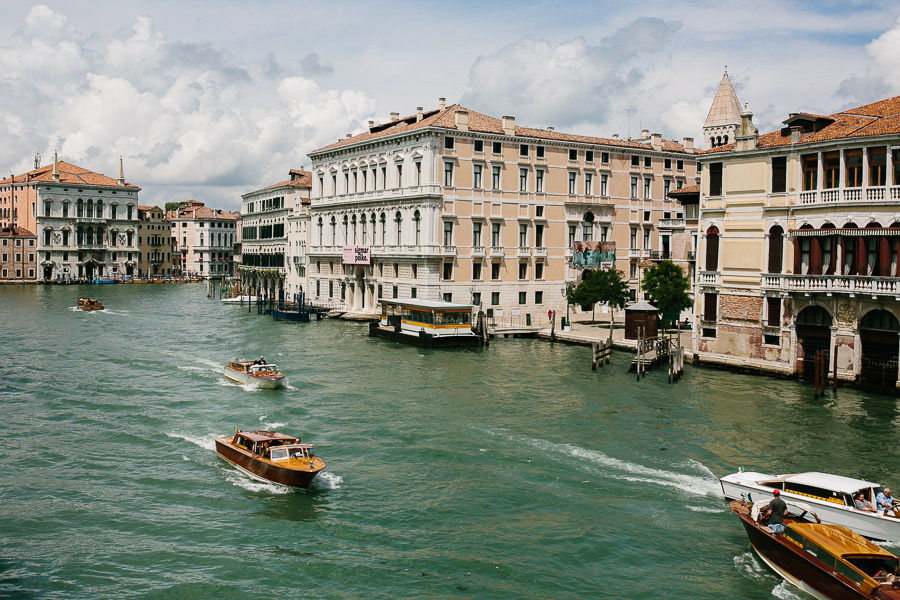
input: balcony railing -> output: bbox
[799,185,900,205]
[442,245,457,256]
[472,245,486,256]
[314,184,444,205]
[658,218,685,229]
[629,249,641,258]
[534,246,547,257]
[490,246,505,257]
[698,271,720,286]
[517,246,531,257]
[762,273,900,296]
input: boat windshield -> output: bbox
[269,447,290,461]
[250,364,277,373]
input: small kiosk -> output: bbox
[624,301,658,340]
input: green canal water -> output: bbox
[2,284,900,599]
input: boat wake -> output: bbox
[314,471,342,490]
[223,470,292,495]
[486,430,722,499]
[166,430,216,451]
[733,551,771,582]
[771,581,806,600]
[258,416,286,430]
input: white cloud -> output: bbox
[837,15,900,103]
[0,5,377,207]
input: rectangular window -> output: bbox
[491,262,500,279]
[664,179,671,196]
[644,228,650,249]
[519,144,529,157]
[444,136,455,150]
[492,166,501,190]
[392,285,398,299]
[444,162,454,187]
[536,169,544,193]
[704,293,717,321]
[630,176,638,198]
[630,227,637,249]
[411,287,417,299]
[411,264,417,279]
[664,158,672,170]
[473,164,483,189]
[631,155,639,168]
[474,140,484,153]
[492,141,502,155]
[535,224,544,247]
[536,146,545,159]
[568,225,576,247]
[568,172,576,194]
[676,159,684,171]
[519,168,528,192]
[518,291,527,305]
[569,149,577,161]
[519,224,528,247]
[870,147,886,186]
[491,223,501,247]
[585,150,594,163]
[535,262,544,279]
[518,263,527,280]
[44,201,51,216]
[443,221,453,246]
[644,156,651,168]
[894,149,900,185]
[600,174,608,196]
[536,206,543,217]
[771,156,787,193]
[415,162,422,186]
[767,297,781,328]
[644,178,651,199]
[845,149,863,187]
[473,222,482,247]
[709,162,723,196]
[443,262,453,280]
[823,151,840,188]
[491,291,500,305]
[472,292,481,305]
[535,290,543,304]
[472,261,482,280]
[585,173,593,195]
[601,152,609,164]
[802,154,818,190]
[443,293,452,303]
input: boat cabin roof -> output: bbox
[785,472,879,493]
[236,430,298,443]
[378,298,473,311]
[790,522,896,559]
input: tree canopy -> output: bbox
[641,260,692,321]
[164,202,180,212]
[571,268,630,311]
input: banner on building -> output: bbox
[342,245,371,265]
[573,241,616,270]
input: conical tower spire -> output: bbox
[704,71,743,148]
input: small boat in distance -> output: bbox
[730,498,900,599]
[77,298,104,311]
[215,429,325,489]
[721,470,900,542]
[223,359,286,389]
[369,298,482,347]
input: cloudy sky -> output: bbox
[1,0,899,210]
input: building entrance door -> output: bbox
[859,309,899,389]
[796,306,832,382]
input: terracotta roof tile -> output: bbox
[0,226,35,236]
[703,94,900,155]
[312,104,691,154]
[0,161,139,189]
[668,184,700,196]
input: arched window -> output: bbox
[360,214,366,242]
[370,214,377,245]
[768,225,783,274]
[395,211,403,245]
[77,199,83,217]
[413,210,421,245]
[723,135,729,145]
[317,217,323,245]
[330,216,337,246]
[583,211,595,242]
[86,199,93,218]
[710,137,715,148]
[342,215,349,244]
[351,214,357,244]
[96,200,103,219]
[705,226,719,271]
[380,213,386,245]
[716,136,722,147]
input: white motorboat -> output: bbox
[224,360,286,389]
[720,470,900,542]
[220,295,257,305]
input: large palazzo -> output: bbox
[695,94,900,388]
[306,100,698,318]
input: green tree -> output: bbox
[641,260,692,328]
[164,202,180,212]
[571,268,630,340]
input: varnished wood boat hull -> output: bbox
[223,368,286,389]
[215,438,323,489]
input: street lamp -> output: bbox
[561,282,573,329]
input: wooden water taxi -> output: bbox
[721,471,900,542]
[369,298,482,348]
[223,360,286,389]
[731,499,900,599]
[215,429,325,489]
[77,298,104,311]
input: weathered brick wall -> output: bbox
[720,294,763,323]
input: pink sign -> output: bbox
[342,245,371,265]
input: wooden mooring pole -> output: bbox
[591,339,611,370]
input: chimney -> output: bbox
[390,112,399,122]
[612,133,619,141]
[454,110,469,131]
[368,120,375,131]
[346,133,352,139]
[641,129,649,140]
[52,151,60,182]
[650,132,662,151]
[547,126,555,132]
[117,155,125,186]
[683,137,694,153]
[736,102,759,151]
[416,106,424,122]
[790,126,801,144]
[438,97,446,110]
[502,115,515,136]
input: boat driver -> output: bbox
[764,489,788,534]
[877,488,897,516]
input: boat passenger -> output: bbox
[877,488,898,516]
[763,489,787,534]
[855,492,877,512]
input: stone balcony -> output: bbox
[698,271,720,287]
[517,246,531,257]
[798,185,900,206]
[658,218,685,229]
[442,245,457,256]
[472,245,486,257]
[490,246,505,257]
[761,273,900,297]
[534,246,547,257]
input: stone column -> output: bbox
[817,152,824,191]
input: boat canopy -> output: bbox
[785,472,879,494]
[237,430,298,443]
[790,522,896,559]
[378,298,473,311]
